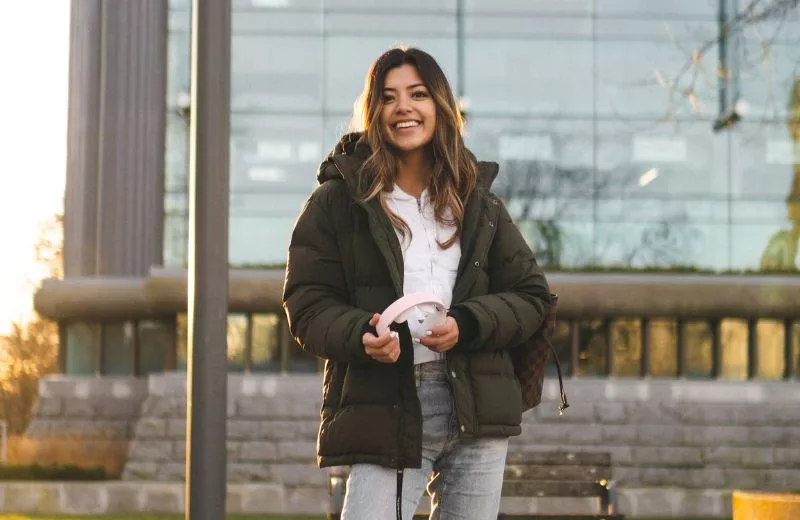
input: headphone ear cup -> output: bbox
[419,309,447,332]
[376,292,446,335]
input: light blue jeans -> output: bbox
[341,360,509,520]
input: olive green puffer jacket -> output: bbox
[282,133,550,469]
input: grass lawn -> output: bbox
[0,514,730,520]
[0,517,319,520]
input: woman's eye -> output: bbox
[383,95,395,103]
[412,91,428,98]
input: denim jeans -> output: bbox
[341,360,509,520]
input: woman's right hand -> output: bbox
[362,313,401,363]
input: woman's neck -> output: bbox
[395,150,428,198]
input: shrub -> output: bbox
[0,463,107,480]
[6,435,128,479]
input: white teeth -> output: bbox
[396,121,419,129]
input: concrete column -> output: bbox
[63,0,102,277]
[63,0,168,277]
[96,0,168,275]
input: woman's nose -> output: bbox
[395,94,411,113]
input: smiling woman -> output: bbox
[0,4,70,334]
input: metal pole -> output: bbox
[185,0,231,519]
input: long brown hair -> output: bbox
[351,47,477,249]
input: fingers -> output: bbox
[416,317,459,353]
[363,330,400,363]
[427,317,456,338]
[416,333,457,352]
[368,313,380,327]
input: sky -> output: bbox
[0,3,70,334]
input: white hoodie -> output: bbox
[385,185,461,364]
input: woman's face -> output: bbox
[380,64,437,157]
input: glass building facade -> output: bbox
[164,0,800,272]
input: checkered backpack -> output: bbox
[510,293,569,414]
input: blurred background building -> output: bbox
[39,0,800,380]
[27,1,800,515]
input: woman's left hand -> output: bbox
[415,317,459,353]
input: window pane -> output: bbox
[594,221,728,270]
[101,322,135,376]
[548,321,572,376]
[164,212,188,268]
[138,320,174,375]
[793,322,800,379]
[166,9,190,112]
[165,114,188,191]
[595,14,718,119]
[756,320,785,380]
[650,319,678,377]
[252,313,281,372]
[596,0,717,18]
[466,0,591,16]
[577,320,609,376]
[684,320,712,378]
[611,319,641,377]
[738,33,800,119]
[227,315,248,371]
[596,121,730,197]
[467,117,596,268]
[730,120,800,271]
[229,114,323,265]
[326,36,457,113]
[176,313,187,371]
[65,322,98,375]
[732,223,799,272]
[231,4,324,113]
[469,118,595,195]
[594,118,732,269]
[731,123,798,200]
[721,319,748,380]
[465,39,593,117]
[329,0,450,11]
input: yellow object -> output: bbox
[733,490,800,520]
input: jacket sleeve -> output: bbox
[450,197,551,353]
[282,192,376,366]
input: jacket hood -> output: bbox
[316,132,371,193]
[316,131,500,197]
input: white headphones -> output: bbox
[376,292,448,336]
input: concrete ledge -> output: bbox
[0,481,732,517]
[146,373,800,404]
[34,268,285,320]
[34,269,800,321]
[39,376,149,400]
[0,482,323,515]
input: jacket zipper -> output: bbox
[425,194,461,438]
[416,197,436,286]
[332,156,410,487]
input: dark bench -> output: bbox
[328,450,623,519]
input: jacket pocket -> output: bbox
[472,372,523,427]
[339,364,398,408]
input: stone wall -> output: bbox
[24,373,800,517]
[122,373,322,491]
[26,376,148,440]
[0,481,734,517]
[516,379,800,493]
